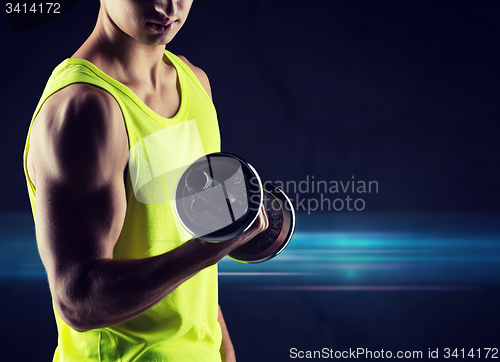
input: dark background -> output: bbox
[1,1,500,361]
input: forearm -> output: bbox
[57,238,230,332]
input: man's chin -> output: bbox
[136,32,174,47]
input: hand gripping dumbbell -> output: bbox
[174,152,295,263]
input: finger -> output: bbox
[255,205,269,233]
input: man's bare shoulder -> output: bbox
[35,83,121,128]
[177,55,212,100]
[29,83,128,189]
[44,83,119,114]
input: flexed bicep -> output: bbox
[28,83,129,326]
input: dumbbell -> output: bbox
[174,152,295,263]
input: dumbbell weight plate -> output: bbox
[228,182,295,264]
[175,153,262,242]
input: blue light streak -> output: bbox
[1,212,499,289]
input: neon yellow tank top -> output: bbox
[23,50,222,361]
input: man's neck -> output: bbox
[73,9,169,91]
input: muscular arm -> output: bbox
[29,83,267,332]
[218,305,236,362]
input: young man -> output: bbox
[23,0,268,361]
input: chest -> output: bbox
[128,79,181,120]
